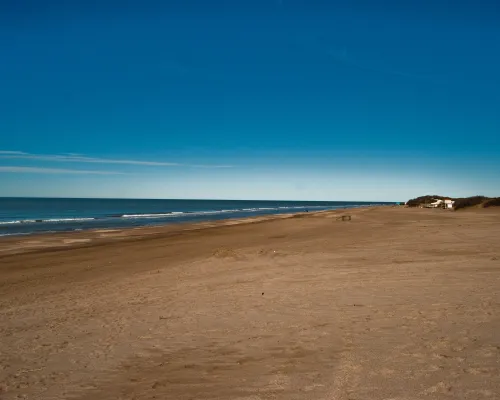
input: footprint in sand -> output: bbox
[422,381,453,395]
[212,247,242,259]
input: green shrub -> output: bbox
[406,195,446,207]
[453,196,488,210]
[406,195,498,210]
[483,197,500,208]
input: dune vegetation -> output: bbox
[406,195,500,210]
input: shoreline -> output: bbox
[0,205,384,256]
[0,199,393,239]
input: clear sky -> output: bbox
[0,0,499,201]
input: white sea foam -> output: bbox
[0,217,95,225]
[44,218,95,222]
[0,205,337,227]
[121,207,290,219]
[121,213,183,218]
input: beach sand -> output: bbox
[1,206,499,399]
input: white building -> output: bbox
[425,199,455,209]
[444,199,455,209]
[427,199,443,208]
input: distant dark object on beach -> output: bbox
[336,215,351,221]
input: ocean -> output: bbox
[0,198,392,236]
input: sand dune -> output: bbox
[1,207,500,399]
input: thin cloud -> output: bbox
[0,151,232,168]
[0,150,27,155]
[4,153,181,166]
[0,166,124,175]
[62,152,85,157]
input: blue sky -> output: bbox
[0,0,499,201]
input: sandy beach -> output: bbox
[1,206,500,399]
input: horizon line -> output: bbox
[0,195,397,203]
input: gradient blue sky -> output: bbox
[1,0,499,201]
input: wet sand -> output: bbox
[1,206,499,399]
